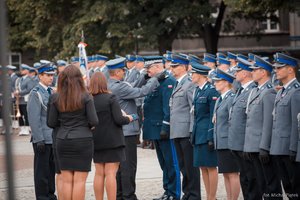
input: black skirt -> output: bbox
[93,146,126,163]
[56,137,93,172]
[217,149,239,173]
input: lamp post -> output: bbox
[0,0,16,199]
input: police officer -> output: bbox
[70,56,80,68]
[142,56,180,200]
[52,60,67,87]
[125,55,140,84]
[163,51,173,75]
[227,52,237,70]
[189,61,218,200]
[6,65,18,92]
[228,57,258,200]
[14,64,36,136]
[217,57,231,71]
[216,52,226,59]
[212,69,240,200]
[244,56,282,199]
[107,57,162,200]
[270,53,300,199]
[27,63,56,200]
[202,53,217,81]
[169,54,200,200]
[29,65,39,85]
[90,55,109,79]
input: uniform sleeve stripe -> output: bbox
[163,121,170,125]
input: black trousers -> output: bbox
[231,150,261,200]
[274,156,300,200]
[32,143,56,200]
[117,136,138,200]
[249,153,283,200]
[19,104,29,126]
[174,138,201,200]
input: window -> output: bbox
[8,52,22,68]
[260,11,280,33]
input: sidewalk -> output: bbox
[1,133,238,200]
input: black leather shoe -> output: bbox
[153,194,168,200]
[180,195,188,200]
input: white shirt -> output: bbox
[176,74,187,85]
[39,82,48,91]
[199,81,208,90]
[258,80,269,89]
[283,78,296,89]
[241,81,254,90]
[221,89,231,99]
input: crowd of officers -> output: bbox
[1,50,300,200]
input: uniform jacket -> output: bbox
[27,83,53,144]
[244,81,276,152]
[228,81,256,151]
[15,76,36,104]
[191,82,219,145]
[169,75,195,139]
[47,93,99,139]
[92,93,130,150]
[10,73,18,92]
[143,75,176,140]
[270,79,300,155]
[125,68,140,84]
[108,77,159,136]
[214,90,235,150]
[296,112,300,162]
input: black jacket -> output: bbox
[47,93,98,139]
[92,93,130,150]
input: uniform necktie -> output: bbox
[280,87,286,98]
[237,87,244,96]
[47,87,52,95]
[175,81,179,88]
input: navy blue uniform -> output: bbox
[191,82,219,167]
[143,74,181,199]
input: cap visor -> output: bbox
[273,63,286,68]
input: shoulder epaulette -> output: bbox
[266,84,272,89]
[32,87,40,92]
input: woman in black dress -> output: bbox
[47,65,98,200]
[89,72,133,200]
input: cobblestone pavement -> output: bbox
[1,131,275,200]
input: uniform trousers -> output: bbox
[249,153,282,200]
[19,104,29,126]
[274,156,300,200]
[154,139,181,199]
[174,138,200,200]
[117,136,138,200]
[231,151,261,200]
[32,143,56,200]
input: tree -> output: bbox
[7,0,300,59]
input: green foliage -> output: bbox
[7,0,299,59]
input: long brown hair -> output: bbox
[89,72,110,95]
[56,64,87,112]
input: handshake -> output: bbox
[121,110,139,122]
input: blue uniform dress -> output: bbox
[191,82,219,167]
[143,75,181,199]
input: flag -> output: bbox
[78,41,89,84]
